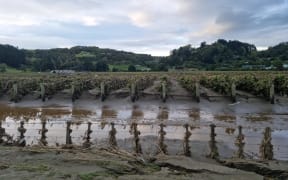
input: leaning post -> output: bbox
[66,121,72,145]
[208,124,219,159]
[260,127,273,160]
[83,122,93,148]
[17,121,26,147]
[234,126,245,159]
[0,121,5,143]
[183,124,192,156]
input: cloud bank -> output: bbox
[0,0,287,55]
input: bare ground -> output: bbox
[2,146,284,180]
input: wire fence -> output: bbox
[1,119,287,161]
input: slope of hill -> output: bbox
[0,40,288,72]
[23,46,156,72]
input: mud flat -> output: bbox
[2,146,287,180]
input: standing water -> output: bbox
[0,96,288,160]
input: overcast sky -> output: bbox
[0,0,288,56]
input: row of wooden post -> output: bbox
[194,82,274,104]
[8,81,275,104]
[9,80,168,103]
[0,121,275,160]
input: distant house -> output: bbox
[50,70,75,74]
[283,64,288,69]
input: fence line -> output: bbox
[2,120,288,131]
[1,120,287,161]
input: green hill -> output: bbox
[1,40,288,72]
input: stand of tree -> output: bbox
[23,46,156,72]
[0,44,25,68]
[0,39,288,72]
[163,39,288,70]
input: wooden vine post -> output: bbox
[208,124,219,159]
[100,82,106,102]
[161,81,167,102]
[72,82,83,102]
[183,124,192,156]
[158,123,167,154]
[66,121,72,145]
[195,82,200,103]
[71,84,76,102]
[40,83,46,102]
[231,82,237,103]
[17,121,26,147]
[11,83,19,103]
[129,123,142,154]
[234,126,245,159]
[83,122,93,148]
[40,120,48,146]
[260,127,273,160]
[130,83,138,102]
[269,84,275,104]
[0,121,5,143]
[109,122,117,148]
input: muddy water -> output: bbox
[0,96,288,160]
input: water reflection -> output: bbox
[100,106,118,129]
[188,108,200,121]
[0,103,288,160]
[0,104,96,122]
[157,107,169,121]
[246,114,272,122]
[214,114,236,123]
[101,106,117,119]
[225,128,236,135]
[0,105,38,120]
[41,108,70,118]
[72,108,95,118]
[131,105,143,120]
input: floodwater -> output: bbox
[0,94,288,160]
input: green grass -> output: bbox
[6,67,23,73]
[109,64,129,71]
[0,66,42,76]
[109,64,151,72]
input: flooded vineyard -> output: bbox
[1,72,288,163]
[1,96,287,160]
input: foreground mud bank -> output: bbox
[1,146,287,180]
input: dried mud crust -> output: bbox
[1,146,286,180]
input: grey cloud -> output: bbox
[0,0,288,55]
[214,1,288,34]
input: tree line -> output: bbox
[162,39,288,70]
[0,40,288,72]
